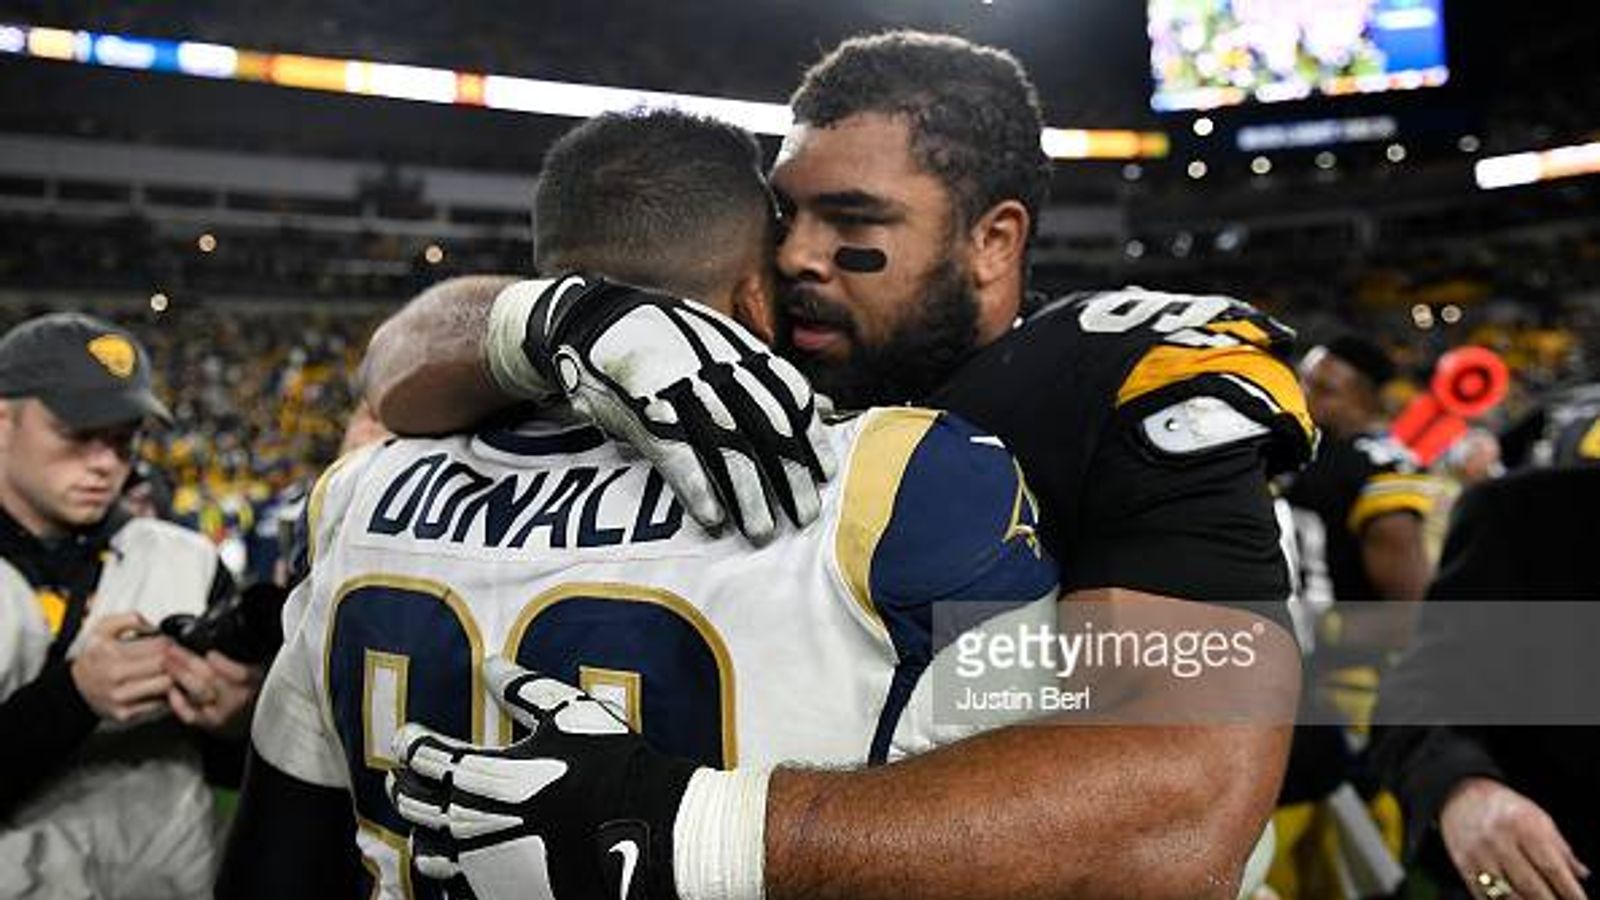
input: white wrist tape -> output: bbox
[485,278,557,399]
[673,767,771,900]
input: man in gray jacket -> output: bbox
[0,313,260,899]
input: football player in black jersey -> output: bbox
[361,30,1310,900]
[1288,335,1435,651]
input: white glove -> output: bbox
[488,276,838,543]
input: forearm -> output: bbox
[0,660,100,814]
[765,721,1291,900]
[363,274,518,434]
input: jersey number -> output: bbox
[1078,291,1236,347]
[324,577,735,898]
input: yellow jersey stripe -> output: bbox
[1580,419,1600,459]
[1348,491,1434,533]
[835,408,940,633]
[1117,344,1314,441]
[1205,319,1272,346]
[34,590,67,636]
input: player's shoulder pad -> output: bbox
[303,439,390,567]
[1069,288,1316,471]
[834,407,1059,624]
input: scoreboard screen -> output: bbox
[1148,0,1448,112]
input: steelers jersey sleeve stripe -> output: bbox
[1116,342,1315,462]
[1204,318,1273,346]
[1347,474,1439,532]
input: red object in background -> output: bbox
[1391,346,1510,465]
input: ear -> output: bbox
[968,199,1030,290]
[731,267,777,346]
[964,199,1030,338]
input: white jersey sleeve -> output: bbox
[250,446,381,787]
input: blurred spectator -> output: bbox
[120,459,174,520]
[0,303,381,581]
[1374,467,1599,900]
[0,313,260,898]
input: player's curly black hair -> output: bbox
[535,109,773,301]
[791,31,1051,244]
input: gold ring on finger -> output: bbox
[1476,871,1514,899]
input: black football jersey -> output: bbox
[930,288,1316,625]
[1283,431,1434,607]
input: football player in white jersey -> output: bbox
[217,110,1059,899]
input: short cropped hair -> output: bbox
[1323,333,1396,388]
[791,31,1051,242]
[534,110,773,300]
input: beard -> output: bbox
[776,257,981,410]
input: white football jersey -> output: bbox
[253,407,1058,897]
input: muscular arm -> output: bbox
[765,590,1299,900]
[362,275,517,434]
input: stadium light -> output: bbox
[1475,141,1600,190]
[0,22,1170,161]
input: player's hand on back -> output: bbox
[487,275,838,544]
[387,657,701,900]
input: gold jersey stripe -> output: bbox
[1366,472,1435,487]
[305,448,366,566]
[1348,491,1434,533]
[1117,344,1313,441]
[835,408,940,635]
[1580,419,1600,459]
[1205,319,1272,346]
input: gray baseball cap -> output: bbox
[0,313,173,429]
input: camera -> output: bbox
[159,581,286,664]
